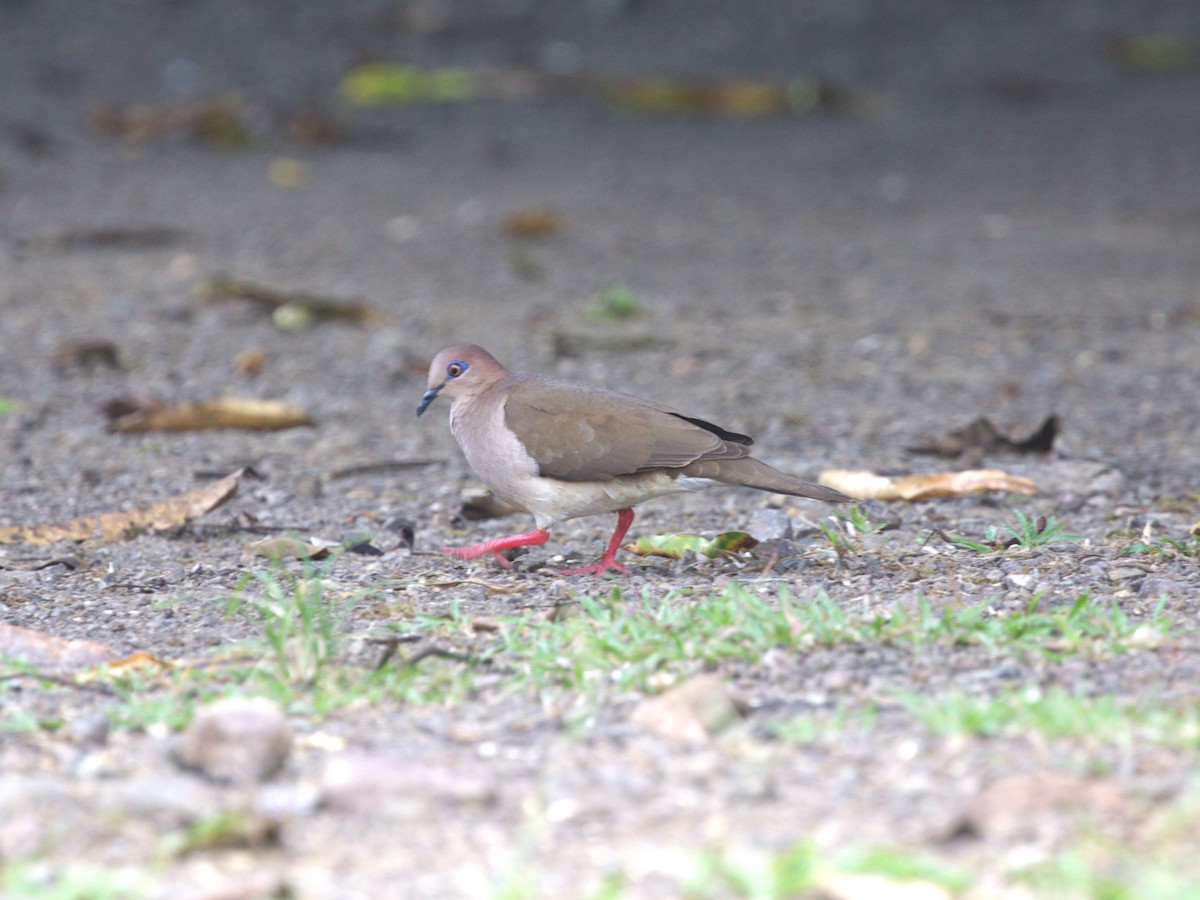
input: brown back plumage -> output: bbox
[502,375,753,481]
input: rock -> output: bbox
[320,753,498,815]
[630,673,741,743]
[956,771,1128,844]
[749,508,793,541]
[173,697,293,783]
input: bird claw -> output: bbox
[442,545,515,568]
[557,558,630,577]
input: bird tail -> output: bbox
[681,457,853,503]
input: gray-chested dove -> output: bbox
[417,344,851,575]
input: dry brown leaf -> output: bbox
[233,348,267,376]
[502,208,563,238]
[907,414,1059,457]
[0,622,116,669]
[90,94,251,148]
[420,578,522,595]
[110,397,314,432]
[820,468,1040,501]
[51,339,123,372]
[0,469,244,545]
[196,272,385,326]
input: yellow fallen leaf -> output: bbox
[338,63,475,106]
[105,651,170,674]
[820,468,1040,501]
[110,397,314,432]
[0,469,244,545]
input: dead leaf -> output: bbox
[109,397,314,432]
[908,415,1058,457]
[0,469,243,545]
[17,226,185,253]
[326,458,441,479]
[627,531,759,560]
[503,208,563,238]
[196,272,385,327]
[591,74,868,116]
[243,536,335,561]
[51,339,123,372]
[233,348,267,376]
[419,578,522,595]
[458,488,518,521]
[820,468,1040,501]
[630,674,741,743]
[104,651,171,674]
[90,94,251,148]
[0,622,116,669]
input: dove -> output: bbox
[417,344,850,575]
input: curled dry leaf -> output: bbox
[109,397,314,432]
[458,487,518,521]
[820,468,1040,502]
[0,469,244,546]
[908,414,1059,457]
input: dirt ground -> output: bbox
[2,1,1200,897]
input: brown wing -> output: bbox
[502,374,752,482]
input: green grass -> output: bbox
[947,508,1083,553]
[66,574,1173,735]
[1012,846,1200,900]
[679,840,971,899]
[897,684,1200,747]
[0,862,148,900]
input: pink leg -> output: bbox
[559,508,635,577]
[444,528,550,568]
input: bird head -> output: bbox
[417,344,508,416]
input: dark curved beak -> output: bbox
[416,383,443,416]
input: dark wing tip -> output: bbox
[667,412,753,446]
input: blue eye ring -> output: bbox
[446,360,469,379]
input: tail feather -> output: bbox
[681,457,852,503]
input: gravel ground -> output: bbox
[2,1,1199,897]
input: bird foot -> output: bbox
[442,545,514,568]
[441,528,550,568]
[558,557,630,577]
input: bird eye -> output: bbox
[446,361,468,378]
